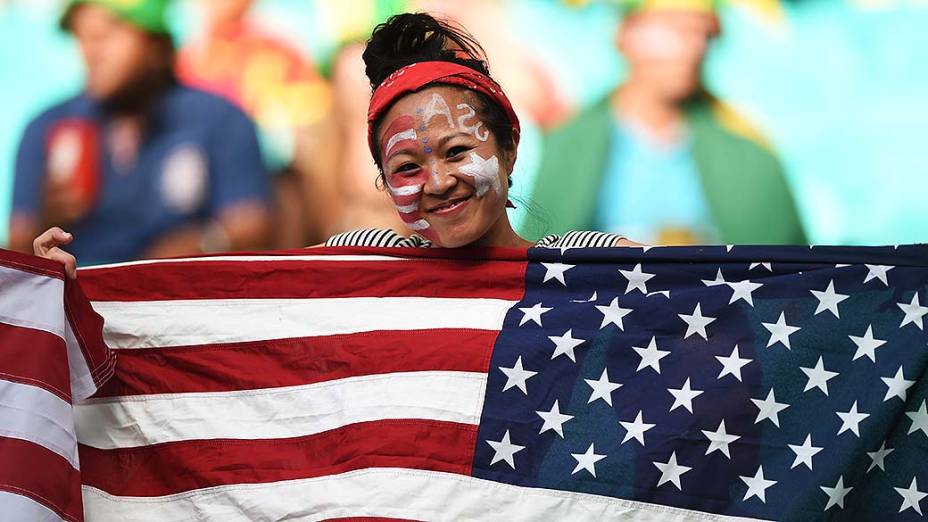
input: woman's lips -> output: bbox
[428,195,472,216]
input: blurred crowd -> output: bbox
[2,0,924,264]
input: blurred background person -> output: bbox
[8,0,271,265]
[177,0,332,247]
[530,0,806,245]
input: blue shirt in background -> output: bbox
[593,117,718,245]
[13,84,269,265]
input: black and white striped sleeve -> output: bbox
[534,230,628,248]
[323,228,431,248]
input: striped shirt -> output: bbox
[324,229,626,248]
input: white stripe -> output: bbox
[75,370,486,450]
[63,320,98,402]
[0,491,64,522]
[406,219,430,231]
[80,254,409,271]
[384,129,417,155]
[0,378,79,469]
[395,203,419,213]
[91,297,515,348]
[387,183,423,197]
[82,468,767,522]
[0,265,66,338]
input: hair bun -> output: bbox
[362,13,491,89]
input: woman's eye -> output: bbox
[396,163,419,173]
[447,146,469,159]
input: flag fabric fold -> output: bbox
[2,244,927,521]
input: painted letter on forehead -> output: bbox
[419,93,455,129]
[458,151,501,198]
[456,103,489,142]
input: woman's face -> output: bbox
[375,86,514,248]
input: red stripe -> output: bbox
[65,272,115,389]
[94,328,497,397]
[79,258,525,302]
[0,436,82,522]
[0,248,67,280]
[0,322,71,401]
[80,419,476,497]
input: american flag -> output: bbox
[2,244,927,521]
[0,249,113,522]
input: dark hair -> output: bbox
[362,13,517,172]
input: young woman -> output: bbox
[32,13,635,277]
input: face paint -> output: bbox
[456,103,489,142]
[458,151,501,198]
[381,114,432,236]
[420,93,456,129]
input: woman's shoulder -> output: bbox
[323,228,432,248]
[535,230,635,248]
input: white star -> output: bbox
[499,356,537,395]
[585,368,622,406]
[907,400,928,437]
[849,325,887,362]
[618,263,656,294]
[726,245,735,252]
[821,476,853,511]
[702,269,727,287]
[750,262,773,271]
[836,401,870,436]
[882,366,915,402]
[800,356,839,395]
[895,477,928,515]
[751,389,790,427]
[541,262,574,286]
[571,443,606,478]
[867,441,894,472]
[486,430,524,469]
[653,451,691,490]
[788,434,824,470]
[536,400,573,438]
[632,336,671,374]
[864,264,893,286]
[810,280,849,318]
[548,329,586,362]
[716,345,752,382]
[620,411,656,445]
[518,302,551,327]
[725,279,763,307]
[702,420,740,459]
[762,312,801,350]
[899,293,928,330]
[678,303,716,340]
[740,466,777,503]
[668,378,704,413]
[596,298,633,330]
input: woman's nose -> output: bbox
[424,163,457,194]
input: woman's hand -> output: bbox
[33,227,77,279]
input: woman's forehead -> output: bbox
[380,86,473,130]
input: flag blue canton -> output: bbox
[474,245,928,521]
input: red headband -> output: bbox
[367,61,521,160]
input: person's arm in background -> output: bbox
[143,105,272,258]
[9,116,50,253]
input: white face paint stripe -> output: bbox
[406,220,430,231]
[387,183,423,197]
[384,129,417,158]
[395,203,419,213]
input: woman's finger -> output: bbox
[47,248,78,280]
[33,227,73,255]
